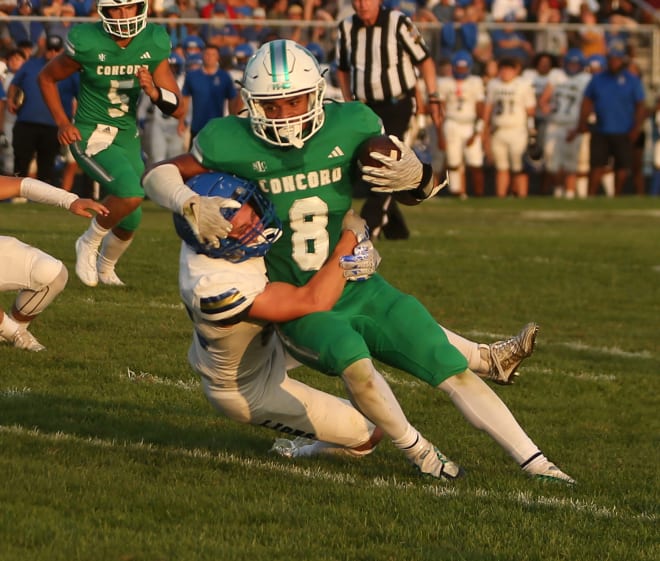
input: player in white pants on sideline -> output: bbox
[0,176,107,351]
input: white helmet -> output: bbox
[97,0,148,39]
[241,40,326,148]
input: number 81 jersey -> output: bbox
[65,22,170,131]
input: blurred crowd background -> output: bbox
[0,0,658,197]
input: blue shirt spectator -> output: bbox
[11,52,78,126]
[9,0,46,51]
[182,46,238,140]
[69,0,94,16]
[490,17,534,66]
[583,64,645,134]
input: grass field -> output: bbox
[1,196,658,561]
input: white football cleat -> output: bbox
[531,464,576,485]
[270,437,375,458]
[98,268,126,286]
[12,329,46,352]
[481,322,539,385]
[270,437,312,459]
[411,444,464,481]
[75,236,99,287]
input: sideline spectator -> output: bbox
[7,0,46,55]
[490,14,534,67]
[139,52,187,166]
[568,41,646,196]
[436,50,486,198]
[8,35,78,185]
[437,3,479,62]
[482,57,537,198]
[1,48,26,176]
[181,44,240,148]
[539,48,592,199]
[43,1,77,43]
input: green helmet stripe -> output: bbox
[270,40,291,89]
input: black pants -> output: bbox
[361,95,414,240]
[12,121,60,184]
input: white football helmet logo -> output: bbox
[241,40,326,148]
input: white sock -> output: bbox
[80,217,109,249]
[0,312,20,339]
[602,171,615,197]
[439,325,484,373]
[438,370,540,465]
[448,169,463,195]
[576,177,588,199]
[98,232,133,275]
[519,451,553,475]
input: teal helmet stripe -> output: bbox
[270,40,291,89]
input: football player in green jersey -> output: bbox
[38,0,184,288]
[143,40,574,484]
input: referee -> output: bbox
[336,0,440,239]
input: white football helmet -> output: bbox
[241,39,326,148]
[97,0,148,39]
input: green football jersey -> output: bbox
[193,102,382,286]
[66,22,170,132]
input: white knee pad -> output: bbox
[14,260,68,317]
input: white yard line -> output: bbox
[0,423,654,523]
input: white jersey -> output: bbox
[521,68,566,100]
[521,68,566,120]
[179,243,272,388]
[436,75,485,124]
[178,243,374,445]
[486,77,536,130]
[547,72,592,126]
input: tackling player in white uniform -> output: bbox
[482,57,537,198]
[436,51,486,198]
[540,49,592,199]
[0,176,107,351]
[145,170,421,461]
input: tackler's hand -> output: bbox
[339,240,382,282]
[182,195,241,248]
[341,209,369,244]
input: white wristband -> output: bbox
[142,163,197,214]
[19,177,78,209]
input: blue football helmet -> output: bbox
[305,42,325,64]
[173,172,282,262]
[168,52,184,76]
[451,50,473,79]
[587,54,606,74]
[564,48,585,76]
[234,43,254,71]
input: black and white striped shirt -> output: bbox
[336,8,430,104]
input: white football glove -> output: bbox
[341,209,369,244]
[360,135,422,193]
[181,195,241,248]
[339,240,381,282]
